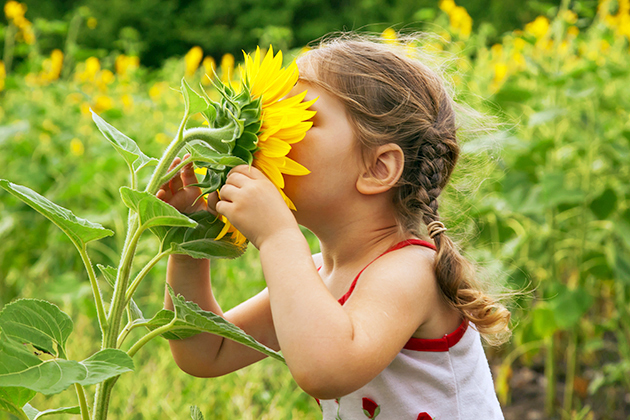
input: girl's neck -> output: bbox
[315,217,408,275]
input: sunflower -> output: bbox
[214,46,316,245]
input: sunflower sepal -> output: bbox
[181,78,210,117]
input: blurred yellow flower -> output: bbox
[513,37,527,51]
[70,138,85,156]
[439,0,456,14]
[525,16,550,40]
[491,43,503,59]
[115,54,140,78]
[4,1,25,20]
[567,26,580,38]
[381,28,397,44]
[185,46,204,77]
[201,56,216,85]
[121,94,134,111]
[93,95,114,113]
[220,53,235,84]
[561,10,578,24]
[38,49,64,84]
[149,81,168,101]
[87,17,97,29]
[0,60,5,92]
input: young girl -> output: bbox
[159,34,511,419]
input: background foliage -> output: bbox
[1,0,629,419]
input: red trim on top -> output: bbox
[403,319,469,352]
[337,239,436,305]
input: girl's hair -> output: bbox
[299,33,511,345]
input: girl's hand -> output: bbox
[215,165,299,248]
[156,154,218,214]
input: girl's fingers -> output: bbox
[156,188,171,202]
[225,172,249,188]
[181,161,198,188]
[206,191,219,215]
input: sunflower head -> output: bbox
[185,45,316,246]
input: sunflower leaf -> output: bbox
[148,286,284,363]
[186,141,247,167]
[91,110,158,172]
[181,78,209,116]
[0,180,114,248]
[0,337,134,395]
[22,404,81,420]
[0,387,36,420]
[0,299,73,357]
[119,187,197,230]
[156,212,245,260]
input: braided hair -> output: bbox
[300,34,511,344]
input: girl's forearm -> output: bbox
[165,254,227,375]
[258,229,357,393]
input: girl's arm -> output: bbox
[158,157,278,377]
[164,254,278,377]
[217,166,438,399]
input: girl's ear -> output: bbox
[356,143,405,195]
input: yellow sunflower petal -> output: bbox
[279,157,311,176]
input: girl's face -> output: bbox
[282,80,364,229]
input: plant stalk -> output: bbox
[125,250,171,303]
[127,316,177,358]
[74,383,90,420]
[562,331,577,419]
[545,334,556,417]
[78,245,108,335]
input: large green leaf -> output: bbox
[0,338,87,395]
[0,180,114,247]
[0,299,73,357]
[0,387,35,420]
[78,349,134,386]
[0,338,134,395]
[120,187,197,230]
[548,286,593,330]
[156,212,245,259]
[148,286,284,363]
[22,404,81,420]
[91,110,158,172]
[181,78,209,116]
[185,140,248,168]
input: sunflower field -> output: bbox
[1,0,629,419]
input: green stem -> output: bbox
[78,245,108,335]
[562,331,577,419]
[3,23,16,75]
[127,316,177,358]
[125,250,171,303]
[145,114,190,195]
[105,221,143,347]
[545,335,557,417]
[156,156,193,193]
[117,320,150,348]
[74,383,90,420]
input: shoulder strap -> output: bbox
[338,239,436,305]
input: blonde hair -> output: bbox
[299,33,511,345]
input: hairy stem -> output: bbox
[127,316,177,358]
[74,384,90,420]
[125,250,171,303]
[78,245,108,336]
